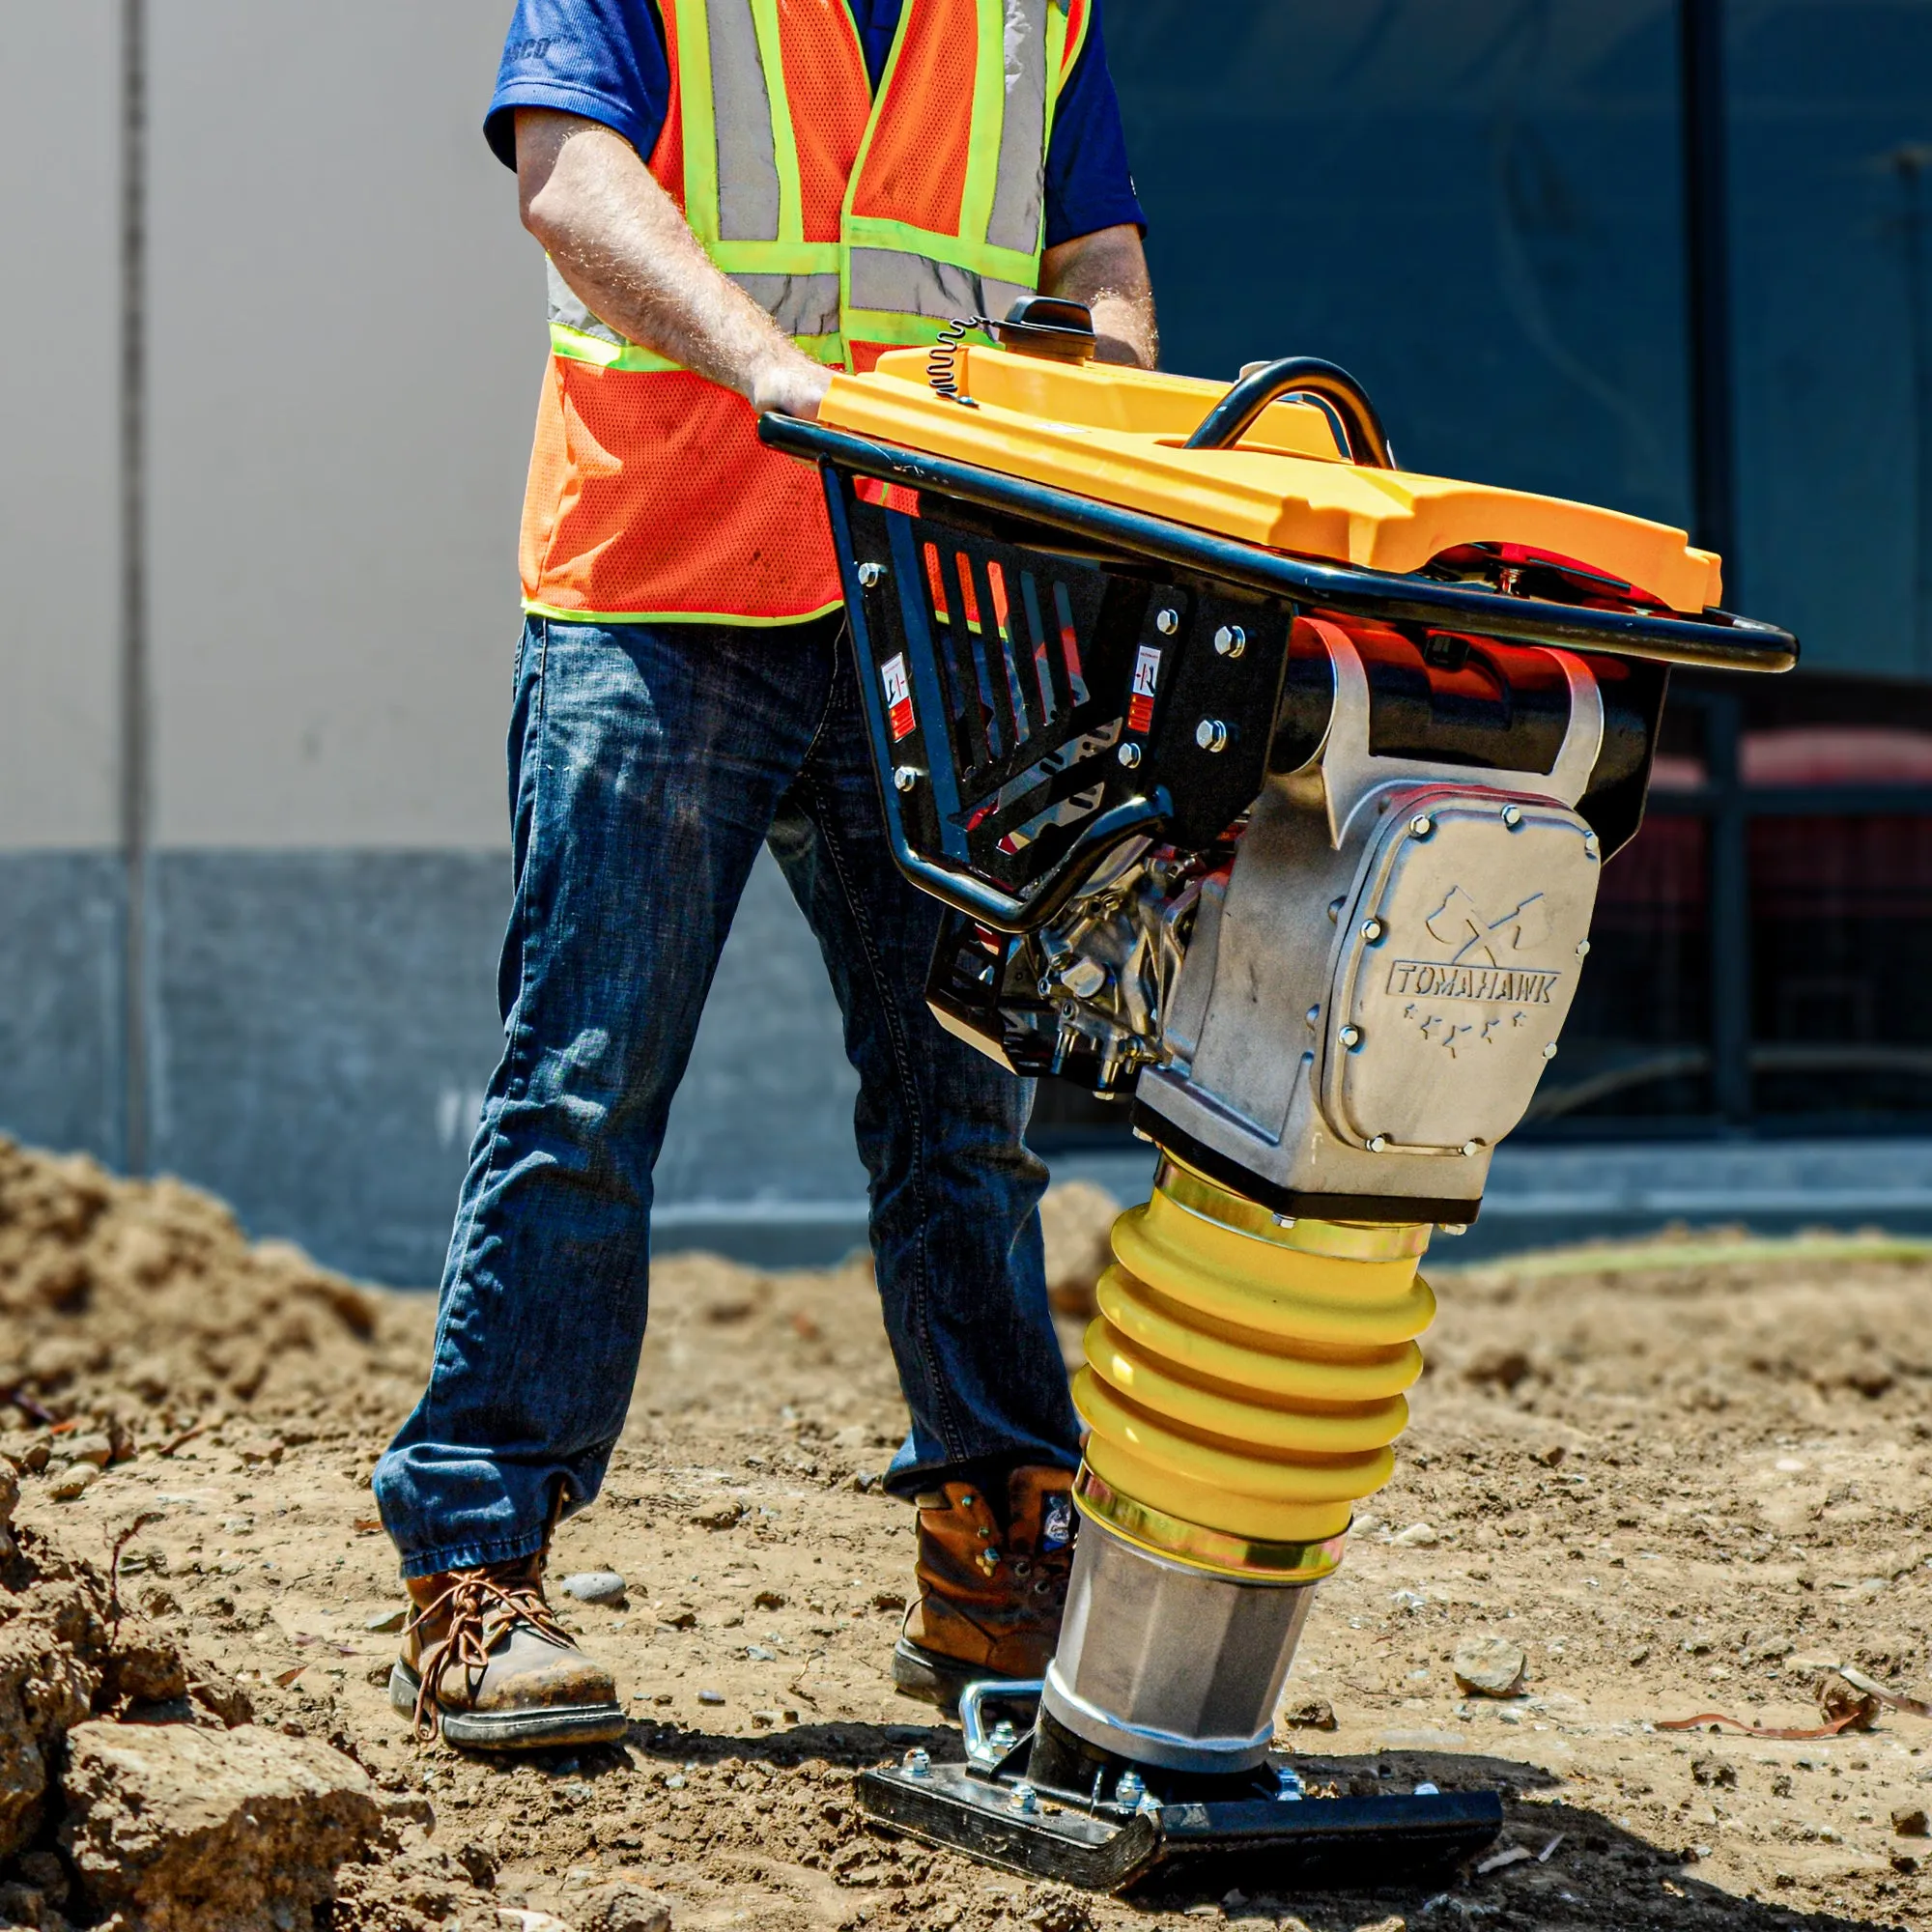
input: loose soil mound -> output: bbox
[0,1137,416,1431]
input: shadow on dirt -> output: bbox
[465,1730,1920,1930]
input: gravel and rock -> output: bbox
[6,1137,1932,1929]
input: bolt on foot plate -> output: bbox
[857,1760,1501,1894]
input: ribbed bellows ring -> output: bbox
[1183,355,1397,469]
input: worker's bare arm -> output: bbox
[516,108,833,419]
[1040,225,1158,369]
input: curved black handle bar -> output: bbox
[1183,356,1396,469]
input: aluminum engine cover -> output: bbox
[1321,787,1601,1155]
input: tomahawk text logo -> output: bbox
[1384,886,1561,1054]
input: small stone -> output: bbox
[365,1606,408,1634]
[61,1433,115,1468]
[1393,1523,1438,1548]
[746,1645,777,1662]
[560,1570,627,1605]
[1892,1804,1929,1836]
[1278,1695,1338,1732]
[1452,1634,1527,1698]
[578,1881,674,1932]
[698,1689,726,1706]
[1691,1757,1737,1789]
[49,1463,97,1501]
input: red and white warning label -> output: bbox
[882,653,917,741]
[1127,644,1162,734]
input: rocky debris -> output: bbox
[61,1720,387,1931]
[1451,1634,1527,1698]
[0,1539,107,1861]
[560,1571,627,1606]
[1039,1180,1119,1321]
[576,1880,675,1931]
[1892,1805,1929,1837]
[1276,1694,1338,1732]
[326,1838,500,1931]
[0,1464,456,1932]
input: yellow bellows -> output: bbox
[1071,1174,1435,1548]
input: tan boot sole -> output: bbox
[389,1660,627,1750]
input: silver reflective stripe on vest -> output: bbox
[848,247,1030,325]
[548,259,624,346]
[987,0,1052,256]
[731,271,842,338]
[710,0,782,242]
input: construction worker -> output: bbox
[372,0,1156,1748]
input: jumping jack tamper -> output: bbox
[763,303,1795,1893]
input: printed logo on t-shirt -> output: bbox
[882,654,916,741]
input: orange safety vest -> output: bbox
[519,0,1092,627]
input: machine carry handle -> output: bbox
[1184,356,1396,469]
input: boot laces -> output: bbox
[405,1565,573,1741]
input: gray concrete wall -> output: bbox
[0,1,861,1283]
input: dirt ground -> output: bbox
[8,1138,1932,1932]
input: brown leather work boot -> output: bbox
[389,1553,626,1750]
[893,1465,1077,1711]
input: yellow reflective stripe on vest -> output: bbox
[708,0,782,242]
[989,0,1066,255]
[549,322,845,374]
[672,0,723,244]
[844,247,1031,331]
[955,0,1011,250]
[549,323,683,373]
[590,0,1072,373]
[748,0,807,244]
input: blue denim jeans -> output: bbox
[374,614,1083,1577]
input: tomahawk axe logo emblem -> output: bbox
[1424,887,1551,965]
[1382,887,1563,1057]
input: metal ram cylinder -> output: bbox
[1041,1517,1317,1773]
[1045,1162,1435,1772]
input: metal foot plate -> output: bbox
[858,1761,1502,1895]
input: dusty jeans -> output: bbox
[373,613,1082,1577]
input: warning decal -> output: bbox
[882,654,916,741]
[1127,644,1162,734]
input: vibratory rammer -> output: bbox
[762,299,1797,1894]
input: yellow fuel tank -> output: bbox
[817,346,1721,612]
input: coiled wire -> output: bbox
[926,316,995,407]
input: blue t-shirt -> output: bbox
[486,0,1145,249]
